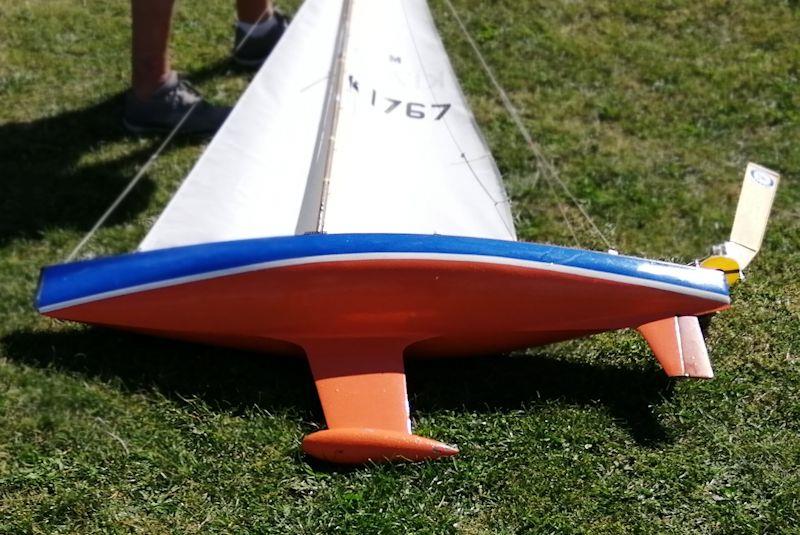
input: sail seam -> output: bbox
[398,0,515,240]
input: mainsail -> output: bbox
[140,0,515,252]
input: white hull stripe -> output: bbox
[39,252,731,313]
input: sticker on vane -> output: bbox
[750,167,777,188]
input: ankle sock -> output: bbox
[236,13,279,39]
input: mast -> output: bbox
[295,0,354,234]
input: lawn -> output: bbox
[1,0,799,533]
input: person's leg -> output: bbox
[123,0,284,133]
[131,0,175,100]
[232,0,287,68]
[236,0,272,24]
[125,0,231,134]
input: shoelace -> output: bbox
[164,78,203,109]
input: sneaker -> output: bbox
[123,72,231,135]
[232,11,289,68]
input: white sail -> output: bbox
[140,0,343,251]
[141,0,515,252]
[318,0,515,240]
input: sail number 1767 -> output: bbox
[371,90,451,121]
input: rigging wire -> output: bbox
[441,0,614,251]
[65,101,199,262]
[65,7,274,263]
[544,175,581,247]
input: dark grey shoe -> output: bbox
[232,11,289,68]
[123,72,231,135]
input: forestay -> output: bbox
[140,0,515,252]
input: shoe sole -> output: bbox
[231,54,265,69]
[123,118,169,135]
[123,118,212,136]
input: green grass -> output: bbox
[1,0,799,532]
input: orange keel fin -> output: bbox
[302,339,458,464]
[303,428,459,464]
[637,316,713,379]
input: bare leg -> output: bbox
[131,0,175,100]
[236,0,273,24]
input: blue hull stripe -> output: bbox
[37,234,728,310]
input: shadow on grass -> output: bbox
[407,355,674,447]
[2,327,673,447]
[0,59,237,246]
[1,328,319,415]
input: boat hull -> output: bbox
[37,234,730,463]
[37,234,729,356]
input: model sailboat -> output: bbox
[36,0,779,463]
